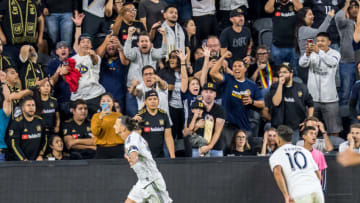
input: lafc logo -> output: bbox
[36,125,41,132]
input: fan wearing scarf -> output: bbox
[18,44,46,90]
[248,45,279,98]
[0,0,44,64]
[153,6,190,62]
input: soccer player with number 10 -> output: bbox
[269,125,324,203]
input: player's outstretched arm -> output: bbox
[273,166,294,203]
[337,149,360,167]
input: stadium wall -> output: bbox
[0,156,358,203]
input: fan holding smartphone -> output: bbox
[91,93,124,159]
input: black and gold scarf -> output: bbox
[9,0,37,44]
[24,61,43,89]
[0,55,12,71]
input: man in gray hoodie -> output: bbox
[124,26,167,116]
[299,32,342,136]
[335,0,358,109]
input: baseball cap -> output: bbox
[145,90,158,99]
[202,82,217,92]
[56,41,70,49]
[191,100,205,110]
[229,8,245,18]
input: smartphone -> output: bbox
[101,103,109,112]
[307,39,313,46]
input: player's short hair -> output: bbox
[350,123,360,130]
[164,5,177,13]
[304,116,320,126]
[138,31,150,41]
[301,126,316,137]
[142,65,155,75]
[316,32,330,41]
[119,115,141,131]
[71,99,87,110]
[265,127,277,133]
[276,125,293,142]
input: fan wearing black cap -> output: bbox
[210,51,264,138]
[268,63,314,144]
[134,90,175,158]
[190,82,226,157]
[220,8,253,65]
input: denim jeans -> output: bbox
[125,91,138,117]
[271,44,298,75]
[45,12,73,46]
[339,62,356,106]
[0,153,4,162]
[192,148,223,157]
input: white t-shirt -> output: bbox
[269,144,322,199]
[125,131,163,188]
[82,0,106,18]
[71,54,106,101]
[339,141,360,153]
[169,72,182,108]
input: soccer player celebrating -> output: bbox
[113,115,172,203]
[269,125,324,203]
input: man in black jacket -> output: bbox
[266,63,314,144]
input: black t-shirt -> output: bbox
[0,0,42,45]
[8,115,46,160]
[303,0,342,44]
[8,86,22,119]
[272,2,297,47]
[0,55,13,71]
[138,0,167,30]
[188,103,225,150]
[18,60,46,89]
[43,0,79,13]
[62,119,92,140]
[138,108,171,158]
[220,26,252,60]
[118,20,146,46]
[40,97,58,130]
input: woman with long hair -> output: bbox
[44,135,71,160]
[260,127,278,156]
[230,130,255,156]
[295,7,334,56]
[91,93,123,159]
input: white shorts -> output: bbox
[128,178,172,203]
[294,192,324,203]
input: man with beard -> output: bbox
[124,28,167,116]
[152,6,190,58]
[220,8,253,65]
[97,35,129,114]
[112,2,146,46]
[265,0,303,74]
[0,39,12,71]
[267,64,314,144]
[210,51,264,138]
[8,96,46,161]
[135,90,175,158]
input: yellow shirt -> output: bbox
[91,112,123,146]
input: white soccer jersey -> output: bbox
[269,144,323,199]
[125,131,163,188]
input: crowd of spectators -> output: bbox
[0,0,360,165]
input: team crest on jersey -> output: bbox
[76,64,89,74]
[36,125,41,132]
[9,130,14,136]
[87,127,91,132]
[24,128,28,132]
[289,5,294,12]
[145,121,150,125]
[72,129,76,133]
[50,102,54,108]
[234,85,238,89]
[63,129,68,135]
[298,91,303,97]
[159,119,164,125]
